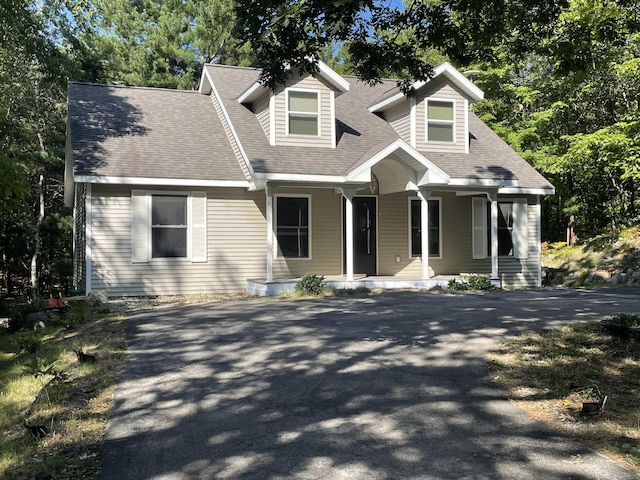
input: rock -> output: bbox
[611,273,622,284]
[24,311,51,329]
[631,270,640,284]
[88,290,109,306]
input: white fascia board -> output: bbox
[75,175,252,188]
[252,172,349,184]
[498,186,556,195]
[206,71,255,178]
[317,60,350,94]
[238,81,265,104]
[369,62,484,113]
[198,67,212,95]
[448,177,519,188]
[347,139,450,184]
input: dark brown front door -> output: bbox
[343,197,377,276]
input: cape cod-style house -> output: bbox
[64,61,555,296]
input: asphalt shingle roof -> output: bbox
[68,82,246,182]
[68,66,553,191]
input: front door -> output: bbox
[343,196,377,276]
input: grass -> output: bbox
[489,321,640,473]
[0,309,126,480]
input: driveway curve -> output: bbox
[99,288,640,480]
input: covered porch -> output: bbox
[246,275,456,297]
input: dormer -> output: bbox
[369,62,484,154]
[237,61,350,148]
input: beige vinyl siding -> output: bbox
[372,159,412,195]
[385,102,411,144]
[254,92,271,139]
[272,188,342,277]
[89,185,268,296]
[209,93,252,179]
[273,75,334,148]
[415,77,467,154]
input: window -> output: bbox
[472,197,528,259]
[426,99,454,143]
[287,90,319,136]
[151,195,188,258]
[276,196,310,258]
[131,190,207,263]
[410,198,441,257]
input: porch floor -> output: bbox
[246,275,456,297]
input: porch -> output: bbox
[246,275,456,297]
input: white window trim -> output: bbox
[426,98,456,144]
[408,196,442,259]
[285,88,321,137]
[472,197,528,260]
[132,190,207,263]
[274,193,312,260]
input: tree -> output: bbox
[234,0,568,92]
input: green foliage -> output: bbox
[295,274,327,296]
[12,331,44,354]
[8,300,49,332]
[448,275,494,291]
[21,357,63,382]
[64,301,92,328]
[607,314,640,328]
[332,286,371,296]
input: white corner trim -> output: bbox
[330,90,336,148]
[85,183,92,294]
[74,175,252,188]
[269,92,276,146]
[410,97,417,148]
[464,99,470,154]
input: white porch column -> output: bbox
[341,188,357,281]
[490,194,499,280]
[418,188,430,280]
[265,184,275,283]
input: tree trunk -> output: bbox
[31,174,44,299]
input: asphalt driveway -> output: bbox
[99,288,640,479]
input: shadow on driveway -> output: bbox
[99,288,640,479]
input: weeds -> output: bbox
[489,322,640,472]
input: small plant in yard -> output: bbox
[12,330,44,353]
[295,273,327,296]
[448,274,493,291]
[607,314,640,328]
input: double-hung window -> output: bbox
[410,198,441,257]
[287,90,319,136]
[132,190,207,263]
[472,197,528,259]
[276,196,310,258]
[151,195,188,258]
[426,99,455,143]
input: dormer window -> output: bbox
[426,99,455,143]
[287,90,319,136]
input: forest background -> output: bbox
[1,0,639,298]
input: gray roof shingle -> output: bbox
[68,82,246,182]
[68,66,553,192]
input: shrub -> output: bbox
[295,274,327,296]
[13,331,44,353]
[63,300,92,328]
[608,313,640,328]
[8,299,49,332]
[332,286,370,296]
[448,274,493,291]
